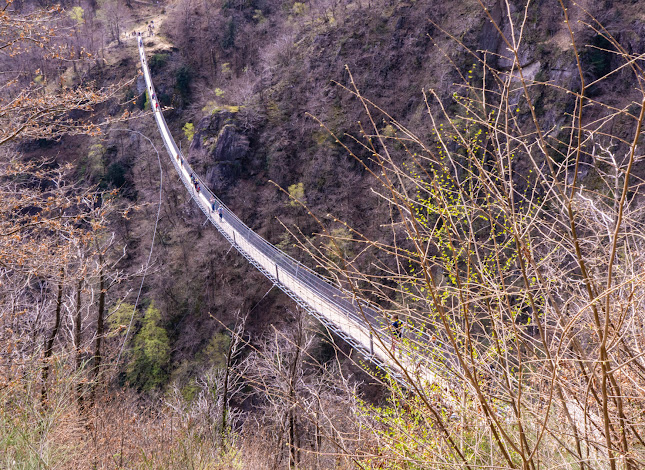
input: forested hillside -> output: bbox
[2,0,645,468]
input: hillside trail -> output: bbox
[73,5,175,87]
[121,8,174,54]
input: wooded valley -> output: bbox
[2,0,645,468]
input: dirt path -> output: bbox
[99,8,174,70]
[123,11,174,53]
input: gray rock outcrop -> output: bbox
[189,111,250,193]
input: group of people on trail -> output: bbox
[133,20,155,40]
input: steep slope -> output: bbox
[17,0,645,390]
[87,0,645,389]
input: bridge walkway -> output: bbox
[137,39,443,384]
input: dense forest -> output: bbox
[2,0,645,468]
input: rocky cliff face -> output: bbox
[190,111,250,194]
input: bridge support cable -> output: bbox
[136,39,448,387]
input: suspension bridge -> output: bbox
[137,39,436,383]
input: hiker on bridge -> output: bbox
[391,314,403,355]
[218,205,223,222]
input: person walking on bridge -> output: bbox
[391,314,403,356]
[218,205,223,222]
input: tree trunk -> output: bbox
[315,397,322,470]
[75,277,84,410]
[41,267,65,406]
[288,313,303,468]
[220,333,233,451]
[89,254,105,408]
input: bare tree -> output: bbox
[162,312,250,462]
[40,267,65,406]
[296,1,645,469]
[0,0,133,147]
[244,309,369,470]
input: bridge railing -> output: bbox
[137,39,459,384]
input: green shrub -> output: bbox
[68,6,84,24]
[287,182,305,207]
[85,143,106,181]
[126,302,171,391]
[584,35,614,79]
[183,122,195,142]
